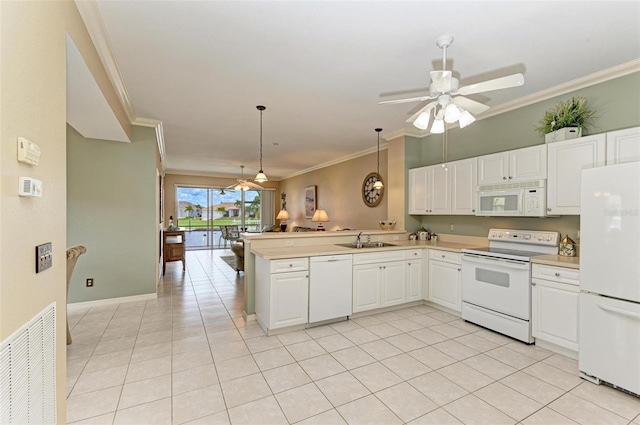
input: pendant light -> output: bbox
[254,105,268,183]
[373,128,384,190]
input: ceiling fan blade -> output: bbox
[405,101,437,124]
[379,95,435,105]
[452,96,490,114]
[457,73,525,96]
[430,70,452,92]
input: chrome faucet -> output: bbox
[355,232,363,247]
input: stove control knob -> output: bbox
[499,232,504,237]
[524,234,531,240]
[537,235,544,241]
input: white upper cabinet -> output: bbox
[450,158,477,215]
[431,165,451,214]
[547,134,606,215]
[408,167,429,214]
[408,164,449,214]
[606,127,640,165]
[509,145,547,182]
[478,145,547,185]
[409,158,475,215]
[477,151,509,184]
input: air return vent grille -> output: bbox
[0,303,56,424]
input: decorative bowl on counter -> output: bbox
[379,220,396,231]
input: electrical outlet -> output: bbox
[450,224,455,232]
[285,240,294,246]
[86,278,94,287]
[35,242,52,273]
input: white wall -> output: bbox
[0,2,130,422]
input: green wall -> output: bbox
[407,72,640,239]
[67,125,157,303]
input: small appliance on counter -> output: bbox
[559,235,576,256]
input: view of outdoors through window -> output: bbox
[176,186,261,250]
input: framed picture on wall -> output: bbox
[304,185,317,218]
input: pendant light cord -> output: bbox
[259,108,263,170]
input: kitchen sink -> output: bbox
[335,242,397,249]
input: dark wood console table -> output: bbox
[163,230,185,275]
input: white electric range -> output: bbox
[461,229,560,343]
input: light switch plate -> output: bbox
[36,243,52,273]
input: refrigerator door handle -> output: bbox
[598,303,640,320]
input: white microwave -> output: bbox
[476,180,547,217]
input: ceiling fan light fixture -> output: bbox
[459,110,476,128]
[444,103,461,123]
[431,118,445,134]
[413,110,431,130]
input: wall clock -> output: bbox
[362,172,384,207]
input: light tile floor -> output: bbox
[67,250,640,424]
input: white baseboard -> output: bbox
[68,293,157,312]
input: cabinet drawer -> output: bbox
[270,257,309,273]
[353,250,406,265]
[406,249,423,260]
[532,264,579,286]
[428,249,461,265]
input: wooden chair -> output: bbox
[66,245,87,345]
[163,230,185,275]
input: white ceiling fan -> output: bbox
[380,35,524,133]
[226,165,265,191]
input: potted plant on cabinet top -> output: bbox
[535,96,595,143]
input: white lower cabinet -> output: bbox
[255,256,309,332]
[353,263,383,313]
[428,250,461,312]
[532,264,579,354]
[406,250,423,302]
[352,250,421,313]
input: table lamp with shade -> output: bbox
[276,209,290,232]
[311,208,329,231]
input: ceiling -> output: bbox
[77,1,640,180]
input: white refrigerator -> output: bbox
[579,161,640,395]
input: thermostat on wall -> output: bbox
[19,177,42,197]
[17,137,41,166]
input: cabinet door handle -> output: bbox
[547,208,551,212]
[503,176,507,180]
[472,209,475,212]
[442,255,445,258]
[532,282,537,286]
[457,268,461,272]
[508,176,512,180]
[555,272,560,277]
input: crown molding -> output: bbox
[134,118,166,171]
[282,142,388,180]
[478,58,640,121]
[75,0,137,123]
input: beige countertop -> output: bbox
[251,239,482,260]
[532,255,580,269]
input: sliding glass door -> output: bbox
[175,186,263,250]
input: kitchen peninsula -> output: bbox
[244,229,488,335]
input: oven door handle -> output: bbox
[462,253,530,270]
